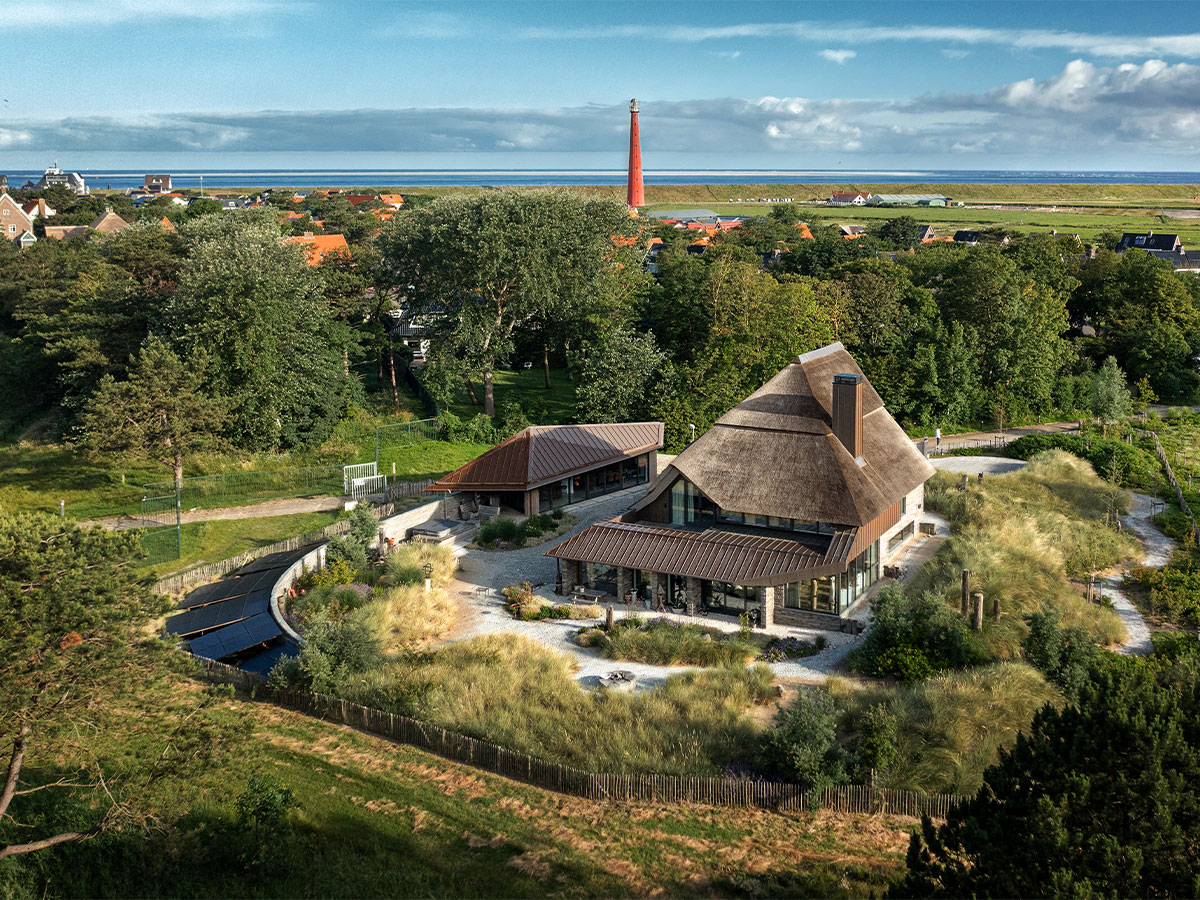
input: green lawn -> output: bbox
[5,678,911,899]
[447,366,579,425]
[138,509,350,578]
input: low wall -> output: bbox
[378,499,443,543]
[197,658,965,819]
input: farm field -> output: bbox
[7,675,911,899]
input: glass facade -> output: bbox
[780,540,880,616]
[716,509,835,535]
[670,479,715,526]
[584,562,618,595]
[703,581,760,616]
[544,453,650,511]
[887,521,915,554]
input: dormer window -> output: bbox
[1135,236,1146,245]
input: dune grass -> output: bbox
[344,634,777,775]
[352,542,460,651]
[918,450,1133,655]
[832,662,1060,795]
[588,617,760,667]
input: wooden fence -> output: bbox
[197,658,964,820]
[154,499,411,596]
[1146,431,1200,546]
[385,478,436,503]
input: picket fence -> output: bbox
[1146,431,1200,546]
[197,658,964,820]
[153,498,412,596]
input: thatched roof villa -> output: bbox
[545,342,935,630]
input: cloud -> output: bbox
[819,49,856,64]
[942,49,969,60]
[713,50,742,59]
[7,60,1200,163]
[515,20,1200,59]
[0,0,297,30]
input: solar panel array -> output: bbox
[188,613,281,660]
[171,545,317,663]
[241,640,299,676]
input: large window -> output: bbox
[782,542,878,617]
[670,479,714,526]
[585,563,618,596]
[539,478,571,513]
[717,510,837,535]
[703,581,760,616]
[887,521,915,554]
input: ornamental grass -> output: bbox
[599,617,759,667]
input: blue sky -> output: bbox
[4,0,1200,170]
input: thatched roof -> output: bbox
[546,518,856,586]
[427,422,663,493]
[630,342,933,527]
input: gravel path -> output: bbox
[1103,492,1171,656]
[90,495,347,530]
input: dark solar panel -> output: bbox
[188,614,281,660]
[166,591,270,637]
[231,546,315,576]
[178,578,252,609]
[240,640,299,676]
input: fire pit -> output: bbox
[597,670,637,692]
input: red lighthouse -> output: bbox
[626,98,644,209]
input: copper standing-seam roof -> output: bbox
[546,517,857,586]
[630,342,934,527]
[427,422,663,493]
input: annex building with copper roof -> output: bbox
[545,342,935,630]
[426,422,664,517]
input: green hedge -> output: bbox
[1004,434,1160,488]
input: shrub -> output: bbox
[854,705,898,776]
[756,690,848,788]
[346,501,378,548]
[326,535,368,569]
[268,618,383,694]
[477,517,522,547]
[290,583,371,625]
[1128,547,1200,629]
[294,558,356,590]
[1022,608,1099,698]
[848,585,987,680]
[1004,433,1159,489]
[758,635,826,662]
[383,541,457,587]
[551,508,564,521]
[355,583,457,650]
[1151,631,1200,659]
[502,582,548,619]
[235,774,300,869]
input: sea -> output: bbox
[6,169,1200,191]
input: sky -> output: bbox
[3,0,1200,171]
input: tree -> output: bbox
[877,215,924,248]
[378,190,634,417]
[79,338,226,492]
[896,659,1200,898]
[0,512,223,861]
[1091,355,1131,426]
[576,327,666,423]
[171,215,356,449]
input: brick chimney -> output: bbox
[832,374,864,460]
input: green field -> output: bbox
[5,676,911,899]
[447,365,580,425]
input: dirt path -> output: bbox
[1101,492,1171,656]
[88,495,346,530]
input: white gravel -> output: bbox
[931,455,1027,475]
[1104,492,1171,656]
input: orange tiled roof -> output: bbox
[283,233,350,265]
[379,193,405,208]
[160,216,177,233]
[796,222,814,240]
[370,208,395,222]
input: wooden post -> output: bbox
[992,595,1001,619]
[605,606,614,631]
[961,570,970,615]
[977,472,984,484]
[972,592,984,631]
[960,474,968,491]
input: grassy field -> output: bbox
[138,509,349,578]
[2,672,911,899]
[447,365,580,425]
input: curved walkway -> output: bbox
[1104,492,1170,656]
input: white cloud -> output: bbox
[714,50,742,59]
[5,60,1199,164]
[819,49,856,64]
[515,20,1200,59]
[942,49,969,60]
[0,0,298,30]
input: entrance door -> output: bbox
[666,574,687,610]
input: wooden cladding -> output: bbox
[848,500,901,560]
[832,373,864,458]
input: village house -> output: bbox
[0,192,35,246]
[426,423,663,518]
[829,191,870,206]
[43,209,130,240]
[31,162,88,195]
[21,198,55,220]
[144,174,172,193]
[1117,231,1181,254]
[284,232,350,265]
[545,343,934,630]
